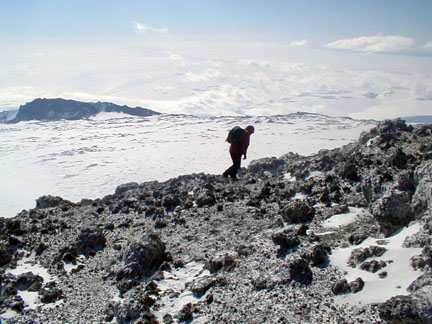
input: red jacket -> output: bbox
[229,130,251,155]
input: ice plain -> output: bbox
[0,112,376,218]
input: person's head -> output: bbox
[245,125,255,134]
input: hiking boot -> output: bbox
[222,172,229,178]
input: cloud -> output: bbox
[238,59,305,72]
[0,87,52,110]
[133,21,168,34]
[1,41,430,119]
[288,40,307,47]
[183,68,222,82]
[325,35,415,53]
[168,53,188,66]
[424,41,432,50]
[350,99,432,120]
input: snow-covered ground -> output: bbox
[2,253,61,319]
[321,207,425,305]
[330,221,423,305]
[323,207,368,228]
[0,113,376,218]
[153,261,210,324]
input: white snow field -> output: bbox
[0,113,376,218]
[330,222,424,305]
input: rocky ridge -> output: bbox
[0,98,160,123]
[0,119,431,323]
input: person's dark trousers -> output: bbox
[224,152,242,179]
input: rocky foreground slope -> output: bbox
[1,119,431,324]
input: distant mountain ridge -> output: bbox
[0,98,160,123]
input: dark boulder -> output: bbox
[195,191,216,207]
[8,235,24,247]
[359,260,387,273]
[332,279,350,295]
[75,228,107,255]
[281,200,315,223]
[408,271,432,292]
[205,254,236,273]
[332,277,364,294]
[16,272,44,292]
[161,194,182,211]
[376,118,411,135]
[387,148,408,169]
[348,233,368,245]
[115,182,139,195]
[348,246,386,267]
[0,243,12,266]
[2,282,18,298]
[178,302,193,322]
[370,188,414,233]
[5,219,26,236]
[349,277,364,293]
[115,234,167,281]
[288,258,312,285]
[376,295,432,324]
[337,162,360,181]
[40,282,63,303]
[412,162,432,215]
[190,276,216,297]
[272,229,299,249]
[36,195,74,209]
[310,244,329,266]
[410,255,429,270]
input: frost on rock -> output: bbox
[0,119,431,324]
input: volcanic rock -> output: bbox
[280,200,315,223]
[376,295,432,324]
[0,119,430,324]
[114,234,167,281]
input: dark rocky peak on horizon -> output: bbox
[2,98,160,123]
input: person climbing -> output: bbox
[223,125,255,180]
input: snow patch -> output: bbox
[293,192,308,200]
[330,221,424,305]
[2,252,61,317]
[305,171,325,179]
[323,207,368,228]
[314,231,336,237]
[153,261,210,323]
[284,172,296,182]
[63,255,86,274]
[8,253,54,283]
[0,309,20,320]
[89,111,131,120]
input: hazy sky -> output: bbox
[1,0,431,119]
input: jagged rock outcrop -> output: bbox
[114,234,168,282]
[36,195,75,209]
[376,294,432,324]
[0,119,431,323]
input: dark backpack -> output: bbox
[226,126,244,144]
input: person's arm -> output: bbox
[241,135,250,159]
